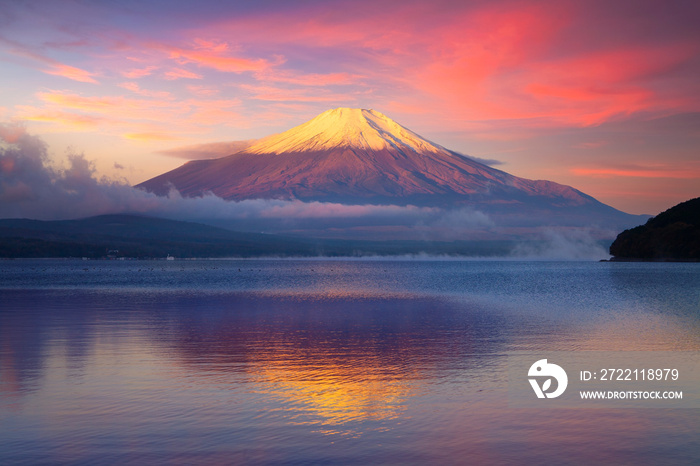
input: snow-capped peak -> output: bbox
[246,108,452,155]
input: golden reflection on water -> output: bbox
[162,296,457,435]
[150,289,700,438]
[250,359,417,434]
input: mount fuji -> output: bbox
[137,108,643,235]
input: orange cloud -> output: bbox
[23,90,246,139]
[43,63,98,83]
[15,105,106,130]
[123,132,180,141]
[37,92,134,112]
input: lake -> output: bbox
[1,259,699,464]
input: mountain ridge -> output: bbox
[137,108,607,212]
[0,214,521,258]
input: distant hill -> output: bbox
[0,214,518,258]
[609,198,700,261]
[0,214,309,258]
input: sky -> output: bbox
[1,0,698,215]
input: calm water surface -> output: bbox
[1,260,699,464]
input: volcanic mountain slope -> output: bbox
[137,108,629,220]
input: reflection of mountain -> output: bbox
[3,264,700,463]
[138,108,643,232]
[0,309,46,398]
[1,284,517,430]
[0,290,93,398]
[159,292,510,429]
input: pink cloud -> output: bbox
[23,90,246,138]
[118,82,172,98]
[4,1,699,136]
[164,44,269,73]
[572,141,608,150]
[173,1,699,132]
[256,71,362,86]
[2,0,697,217]
[43,63,99,83]
[0,124,26,144]
[36,92,143,113]
[187,85,220,97]
[191,38,229,53]
[121,66,158,78]
[15,105,107,130]
[164,67,203,80]
[241,84,355,103]
[571,166,700,179]
[0,36,100,84]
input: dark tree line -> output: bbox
[610,197,700,261]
